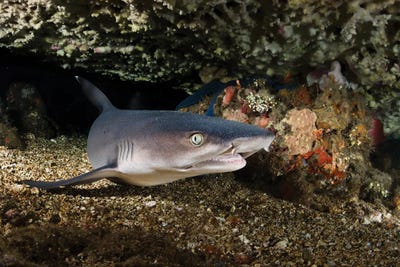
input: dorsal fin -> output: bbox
[75,76,116,112]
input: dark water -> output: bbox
[0,49,188,134]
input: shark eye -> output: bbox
[190,133,204,146]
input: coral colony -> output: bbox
[179,60,394,204]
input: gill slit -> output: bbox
[117,140,134,163]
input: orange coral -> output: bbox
[314,147,332,165]
[355,124,367,136]
[302,150,314,160]
[287,145,346,183]
[393,195,400,210]
[312,128,324,140]
[349,123,370,146]
[294,86,312,105]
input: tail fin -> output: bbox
[22,164,118,190]
[75,76,116,112]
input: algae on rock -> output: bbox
[0,0,399,92]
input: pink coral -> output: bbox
[283,108,317,155]
[307,61,347,89]
[222,86,236,106]
[369,118,386,147]
[254,115,270,128]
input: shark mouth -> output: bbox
[182,144,256,171]
[206,153,246,164]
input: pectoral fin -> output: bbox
[22,164,118,190]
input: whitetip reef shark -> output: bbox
[23,77,275,189]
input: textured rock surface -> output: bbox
[0,0,399,90]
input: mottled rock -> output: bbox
[6,82,56,138]
[0,0,398,92]
[0,96,24,149]
[1,1,399,134]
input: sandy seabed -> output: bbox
[0,136,399,266]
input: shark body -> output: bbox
[23,77,275,189]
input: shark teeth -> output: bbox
[212,153,243,163]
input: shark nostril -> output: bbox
[221,144,235,155]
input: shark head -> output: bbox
[130,111,275,180]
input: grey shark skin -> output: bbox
[23,77,275,189]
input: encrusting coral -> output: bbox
[282,109,317,156]
[181,60,394,205]
[213,79,282,128]
[276,64,375,185]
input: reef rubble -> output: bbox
[179,61,399,209]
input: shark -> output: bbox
[23,77,275,189]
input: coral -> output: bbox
[307,61,348,90]
[268,62,375,184]
[282,109,317,156]
[253,115,270,128]
[185,62,382,193]
[393,194,400,210]
[209,64,374,184]
[314,87,352,131]
[293,86,312,106]
[278,85,315,108]
[214,78,283,128]
[300,145,347,182]
[245,91,276,114]
[349,123,370,147]
[222,86,236,106]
